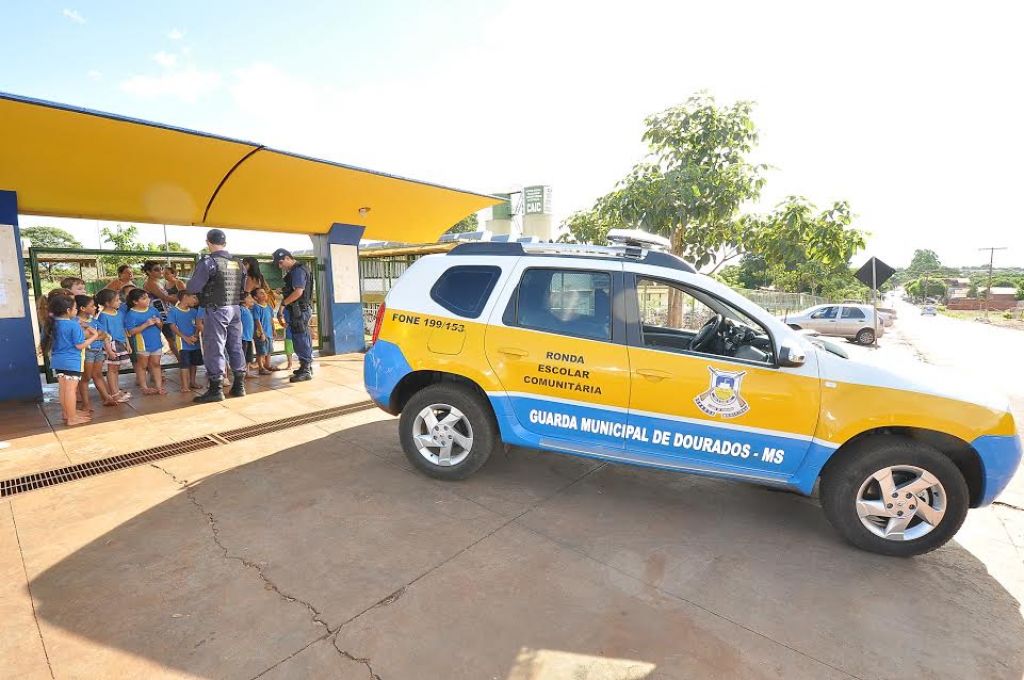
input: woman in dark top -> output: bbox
[243,257,277,306]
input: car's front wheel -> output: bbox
[399,383,497,480]
[820,436,969,556]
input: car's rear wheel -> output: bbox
[399,383,497,480]
[855,328,875,344]
[820,436,968,556]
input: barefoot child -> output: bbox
[44,296,100,426]
[167,291,204,392]
[75,295,116,408]
[94,289,132,403]
[252,287,275,374]
[124,289,166,395]
[239,292,258,378]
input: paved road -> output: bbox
[881,296,1024,507]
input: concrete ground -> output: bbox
[1,344,1022,679]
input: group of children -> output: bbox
[40,276,287,427]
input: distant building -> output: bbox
[484,186,554,241]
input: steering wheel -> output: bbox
[690,314,724,352]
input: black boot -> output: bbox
[289,362,312,383]
[228,371,246,397]
[193,378,224,403]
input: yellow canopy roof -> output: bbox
[0,92,500,242]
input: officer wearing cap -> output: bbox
[186,229,248,402]
[273,248,314,382]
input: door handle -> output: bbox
[636,368,671,381]
[498,347,528,358]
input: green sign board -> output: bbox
[524,185,551,215]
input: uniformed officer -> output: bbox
[187,229,248,402]
[272,248,314,383]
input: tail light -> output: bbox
[370,303,386,345]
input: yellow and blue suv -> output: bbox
[364,233,1021,556]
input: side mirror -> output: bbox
[778,344,806,367]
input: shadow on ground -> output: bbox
[27,419,1024,679]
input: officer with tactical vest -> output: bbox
[187,229,248,402]
[272,248,314,383]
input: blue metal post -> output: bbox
[0,190,43,402]
[322,222,366,354]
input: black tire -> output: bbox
[820,436,968,557]
[855,328,875,344]
[399,383,497,481]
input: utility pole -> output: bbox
[978,246,1007,321]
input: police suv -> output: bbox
[363,231,1022,556]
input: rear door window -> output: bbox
[513,269,612,341]
[841,306,866,319]
[430,266,500,318]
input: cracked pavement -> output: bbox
[1,343,1023,679]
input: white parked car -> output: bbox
[782,304,884,344]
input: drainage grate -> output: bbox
[0,400,376,498]
[216,400,375,442]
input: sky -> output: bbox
[1,0,1022,268]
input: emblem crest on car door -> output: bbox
[694,367,749,418]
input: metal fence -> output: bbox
[732,289,827,315]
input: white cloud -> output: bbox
[120,67,222,103]
[61,8,85,24]
[153,51,178,68]
[86,69,102,81]
[167,28,185,40]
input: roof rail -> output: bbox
[446,240,695,273]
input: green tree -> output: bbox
[21,226,83,278]
[906,277,947,300]
[968,281,978,297]
[907,249,941,274]
[444,213,479,236]
[595,93,766,271]
[991,277,1017,288]
[558,209,616,244]
[1016,281,1024,300]
[101,224,143,251]
[21,225,82,250]
[742,197,866,296]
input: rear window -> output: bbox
[841,306,866,319]
[430,265,501,318]
[513,268,611,341]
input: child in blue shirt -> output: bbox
[239,292,257,377]
[43,295,100,426]
[252,287,276,374]
[74,294,115,410]
[94,288,132,403]
[167,291,204,393]
[124,288,165,395]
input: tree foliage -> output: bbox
[22,226,83,277]
[557,209,616,244]
[445,213,479,235]
[591,93,766,271]
[737,197,866,297]
[906,277,948,300]
[21,226,82,250]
